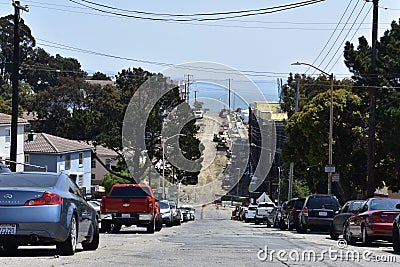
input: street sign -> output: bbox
[332,173,340,182]
[325,165,336,173]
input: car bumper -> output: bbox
[303,217,333,227]
[367,223,393,236]
[101,213,154,225]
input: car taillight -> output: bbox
[100,196,106,213]
[147,197,154,212]
[369,214,382,223]
[292,208,299,212]
[24,192,62,206]
[303,207,308,216]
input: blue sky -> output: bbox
[1,0,400,103]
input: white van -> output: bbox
[194,110,204,119]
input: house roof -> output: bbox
[0,113,28,125]
[25,133,94,153]
[86,141,119,157]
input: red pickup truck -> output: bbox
[100,184,162,233]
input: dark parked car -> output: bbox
[297,194,340,234]
[329,200,364,240]
[0,172,99,255]
[279,198,305,230]
[392,208,400,252]
[344,198,400,245]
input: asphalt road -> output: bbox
[1,205,400,267]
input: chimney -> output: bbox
[27,131,37,142]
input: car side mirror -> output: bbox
[80,187,87,199]
[396,203,400,210]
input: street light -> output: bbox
[236,167,241,197]
[291,61,334,195]
[162,133,186,200]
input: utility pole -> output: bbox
[184,74,193,103]
[367,0,379,198]
[10,1,29,172]
[228,78,231,112]
[194,90,198,107]
[288,80,300,199]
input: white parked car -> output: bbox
[244,204,258,223]
[254,202,276,226]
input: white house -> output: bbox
[0,113,28,171]
[24,132,94,193]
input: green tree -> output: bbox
[344,19,400,191]
[92,71,111,80]
[0,14,35,77]
[282,88,365,199]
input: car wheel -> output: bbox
[288,219,294,231]
[297,220,307,234]
[100,221,111,233]
[362,226,372,246]
[343,223,355,244]
[147,218,155,233]
[155,218,163,232]
[279,219,286,230]
[110,223,121,233]
[2,244,18,255]
[82,221,100,251]
[57,214,78,256]
[393,222,400,252]
[329,222,339,240]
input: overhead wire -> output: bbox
[315,0,362,72]
[322,1,367,72]
[327,5,372,73]
[305,0,354,74]
[68,0,326,22]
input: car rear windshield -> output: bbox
[294,199,305,208]
[370,199,400,210]
[159,201,170,209]
[307,197,340,210]
[109,186,151,197]
[0,173,58,187]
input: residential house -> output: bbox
[24,132,94,193]
[91,144,119,187]
[0,113,28,171]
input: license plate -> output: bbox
[121,213,130,218]
[319,212,328,217]
[0,224,16,234]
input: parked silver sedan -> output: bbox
[0,172,99,255]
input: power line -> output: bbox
[322,1,367,71]
[68,0,325,22]
[316,0,362,71]
[327,5,372,73]
[305,0,354,74]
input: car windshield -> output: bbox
[370,199,400,210]
[349,201,364,212]
[307,197,340,210]
[0,173,58,187]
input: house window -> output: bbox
[5,129,10,143]
[65,154,71,170]
[106,159,111,170]
[78,175,83,187]
[79,152,84,166]
[91,174,96,180]
[91,158,96,168]
[25,154,30,163]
